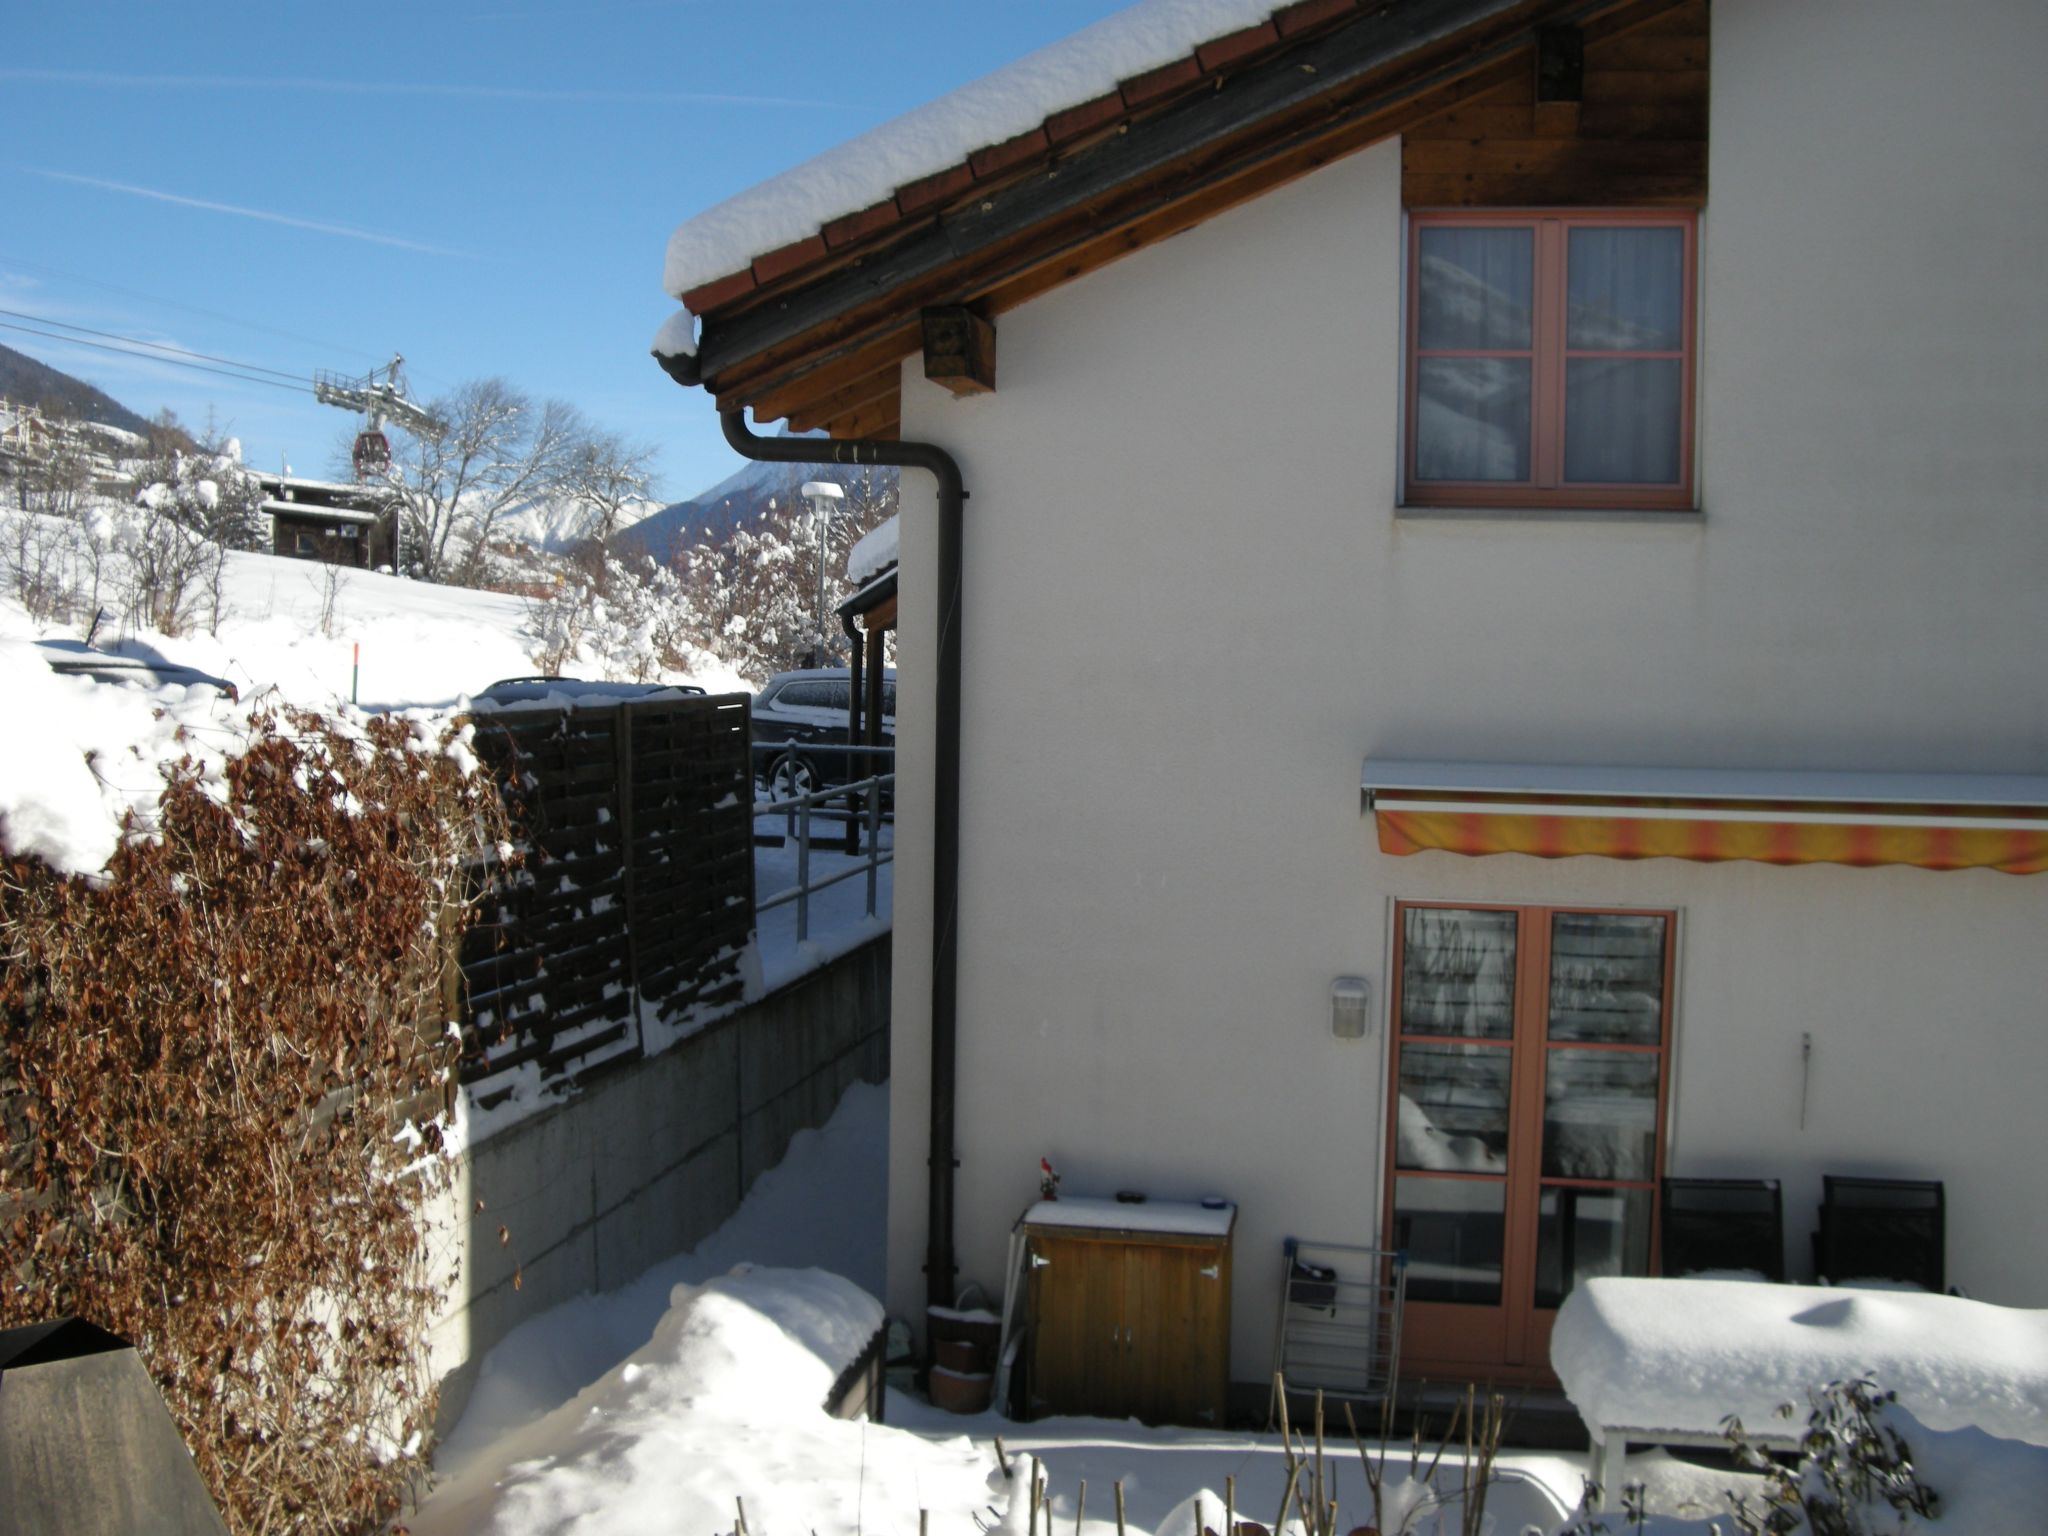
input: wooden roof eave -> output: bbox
[694,0,1648,427]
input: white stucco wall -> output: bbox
[886,0,2048,1379]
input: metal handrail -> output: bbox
[754,769,895,941]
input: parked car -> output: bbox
[37,642,240,702]
[474,675,707,706]
[751,666,895,797]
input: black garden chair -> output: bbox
[1813,1175,1945,1292]
[1660,1176,1785,1282]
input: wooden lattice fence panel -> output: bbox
[459,693,755,1106]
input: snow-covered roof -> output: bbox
[662,0,1288,304]
[255,472,384,498]
[845,514,899,585]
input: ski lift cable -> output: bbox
[0,250,389,364]
[0,306,312,384]
[0,318,314,395]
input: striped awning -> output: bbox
[1362,760,2048,875]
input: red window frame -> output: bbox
[1403,209,1698,511]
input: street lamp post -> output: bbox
[799,479,845,667]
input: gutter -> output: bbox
[656,362,965,1318]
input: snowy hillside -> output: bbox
[495,492,665,556]
[2,537,752,713]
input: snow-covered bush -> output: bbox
[0,705,508,1535]
[1560,1378,1949,1536]
[522,552,708,682]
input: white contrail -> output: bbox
[0,68,838,109]
[25,170,473,258]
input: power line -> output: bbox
[0,319,314,395]
[0,251,388,364]
[0,307,310,384]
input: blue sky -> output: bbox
[4,1,1129,499]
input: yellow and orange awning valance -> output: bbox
[1362,760,2048,875]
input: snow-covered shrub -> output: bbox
[1724,1379,1938,1536]
[1560,1378,1944,1536]
[0,707,508,1535]
[522,552,708,682]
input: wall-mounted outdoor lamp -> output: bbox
[1330,976,1372,1039]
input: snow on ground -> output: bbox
[752,808,894,995]
[420,1072,2048,1536]
[0,541,749,873]
[0,630,253,874]
[412,1082,971,1536]
[199,550,535,708]
[662,0,1293,300]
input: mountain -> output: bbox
[617,436,900,566]
[0,342,159,437]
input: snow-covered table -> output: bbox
[1552,1277,2048,1502]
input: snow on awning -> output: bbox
[1361,759,2048,875]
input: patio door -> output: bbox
[1384,902,1674,1382]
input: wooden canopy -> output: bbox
[681,0,1706,440]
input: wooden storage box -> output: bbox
[1019,1197,1233,1426]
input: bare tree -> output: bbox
[381,378,585,586]
[562,428,659,551]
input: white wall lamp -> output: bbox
[1330,976,1372,1039]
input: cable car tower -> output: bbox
[313,353,443,481]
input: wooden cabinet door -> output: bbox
[1027,1235,1127,1418]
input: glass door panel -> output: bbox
[1400,907,1518,1038]
[1541,1051,1661,1180]
[1547,912,1667,1043]
[1397,1044,1511,1171]
[1533,1186,1654,1308]
[1393,1177,1506,1304]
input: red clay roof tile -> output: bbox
[1274,0,1359,38]
[679,268,757,314]
[1119,55,1203,109]
[896,161,977,215]
[752,233,829,286]
[1197,20,1280,72]
[969,127,1051,181]
[822,199,906,249]
[1043,90,1128,146]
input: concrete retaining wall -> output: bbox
[429,934,890,1432]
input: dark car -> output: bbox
[38,642,240,702]
[473,675,707,707]
[751,667,895,796]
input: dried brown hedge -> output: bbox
[1,708,506,1534]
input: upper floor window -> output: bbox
[1404,211,1696,511]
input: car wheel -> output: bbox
[766,751,818,802]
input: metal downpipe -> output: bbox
[717,407,966,1316]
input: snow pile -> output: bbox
[413,1266,994,1536]
[1551,1278,2048,1447]
[846,512,899,585]
[1897,1409,2048,1536]
[0,634,248,875]
[663,0,1290,300]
